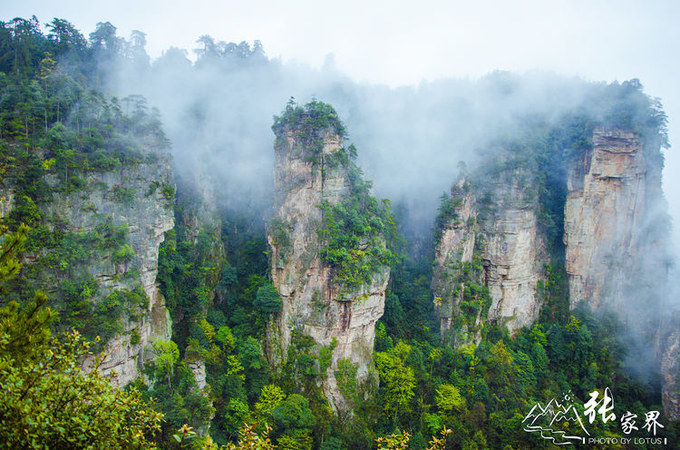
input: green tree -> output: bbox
[375,341,416,425]
[435,383,466,416]
[271,393,316,447]
[254,282,282,314]
[272,393,315,430]
[0,330,163,447]
[223,398,253,437]
[0,225,53,357]
[149,338,180,385]
[222,424,275,450]
[0,226,163,447]
[255,384,286,423]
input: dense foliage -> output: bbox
[0,226,163,448]
[0,16,677,450]
[0,17,172,348]
[318,179,398,293]
[272,98,347,161]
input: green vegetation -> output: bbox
[110,183,136,204]
[254,282,282,314]
[0,15,676,449]
[0,16,174,351]
[275,100,399,295]
[0,16,168,231]
[0,225,162,447]
[0,330,163,447]
[13,215,149,344]
[423,78,674,448]
[268,216,292,261]
[432,79,671,347]
[375,342,417,425]
[271,100,398,296]
[318,195,396,294]
[157,221,223,347]
[439,254,493,343]
[272,98,347,162]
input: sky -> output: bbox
[3,0,680,246]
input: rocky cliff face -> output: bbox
[434,124,675,416]
[432,174,548,345]
[43,152,175,386]
[661,329,680,420]
[266,122,389,411]
[564,128,657,309]
[564,127,675,418]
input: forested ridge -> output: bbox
[0,16,677,449]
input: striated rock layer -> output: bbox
[434,125,675,417]
[565,127,675,418]
[44,153,175,386]
[432,176,548,345]
[565,128,655,309]
[266,126,388,412]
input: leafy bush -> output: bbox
[318,195,396,293]
[112,243,135,265]
[0,330,163,447]
[254,283,282,314]
[161,183,175,202]
[91,149,122,171]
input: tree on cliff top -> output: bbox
[272,99,347,160]
[272,98,347,139]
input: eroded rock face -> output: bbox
[432,179,547,345]
[0,188,13,219]
[45,156,174,386]
[564,127,677,417]
[662,330,680,420]
[485,206,548,330]
[266,127,388,412]
[432,187,477,340]
[564,128,651,309]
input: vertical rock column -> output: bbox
[266,112,389,412]
[432,177,548,346]
[564,126,675,418]
[564,128,650,309]
[44,159,175,386]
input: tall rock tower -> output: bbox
[564,127,668,311]
[265,100,391,411]
[432,165,549,346]
[564,126,674,417]
[432,81,675,417]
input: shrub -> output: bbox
[110,184,135,205]
[254,283,282,314]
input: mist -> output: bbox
[103,38,611,239]
[89,31,675,383]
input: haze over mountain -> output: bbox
[1,6,679,448]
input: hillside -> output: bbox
[0,17,678,449]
